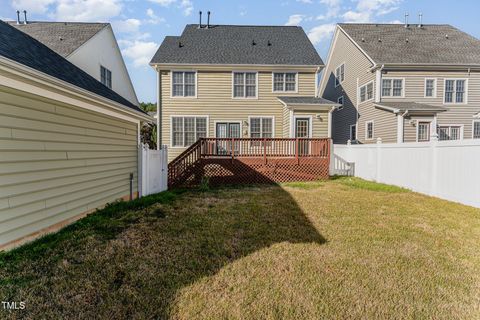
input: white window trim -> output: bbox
[365,120,374,140]
[170,115,209,148]
[424,78,437,98]
[334,62,345,87]
[473,120,480,139]
[247,116,275,138]
[415,120,432,142]
[381,77,405,98]
[170,70,198,99]
[437,124,464,140]
[337,96,344,110]
[272,72,298,93]
[349,124,356,141]
[100,65,112,89]
[358,80,374,104]
[232,71,259,99]
[443,78,468,105]
[213,120,243,138]
[293,115,313,138]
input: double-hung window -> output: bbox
[335,64,345,87]
[382,78,404,97]
[444,79,466,104]
[417,122,430,142]
[425,78,436,97]
[273,73,297,92]
[172,71,196,97]
[438,126,462,141]
[233,72,257,98]
[171,116,207,147]
[473,120,480,139]
[249,117,273,138]
[100,66,112,89]
[359,81,373,103]
[365,121,374,140]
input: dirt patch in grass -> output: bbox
[1,178,480,319]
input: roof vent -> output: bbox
[405,38,409,43]
[361,37,365,42]
[404,12,409,28]
[198,11,202,29]
[267,40,272,46]
[378,38,381,42]
[16,10,21,25]
[445,34,449,39]
[23,10,27,25]
[252,40,256,46]
[178,41,183,48]
[59,36,64,41]
[418,12,423,28]
[207,11,211,29]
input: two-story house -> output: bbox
[320,23,480,144]
[9,16,139,106]
[150,22,338,161]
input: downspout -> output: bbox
[375,64,384,103]
[315,65,322,97]
[156,67,161,150]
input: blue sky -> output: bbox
[1,0,479,103]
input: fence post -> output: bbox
[430,133,438,196]
[376,137,382,182]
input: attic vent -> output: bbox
[252,40,256,46]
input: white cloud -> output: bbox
[120,40,158,67]
[113,18,141,33]
[146,8,165,24]
[11,0,55,14]
[285,14,305,26]
[296,0,313,3]
[148,0,193,16]
[307,23,335,45]
[342,0,402,23]
[180,0,193,16]
[148,0,176,6]
[53,0,122,22]
[342,10,370,23]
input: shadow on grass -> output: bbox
[0,184,325,319]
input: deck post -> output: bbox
[295,138,299,165]
[231,138,235,162]
[263,138,267,164]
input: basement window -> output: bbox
[100,66,112,89]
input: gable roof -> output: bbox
[151,24,323,66]
[339,23,480,66]
[7,21,107,57]
[0,20,144,114]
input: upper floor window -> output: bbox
[365,121,374,140]
[100,66,112,89]
[444,79,466,104]
[273,73,297,92]
[337,96,344,110]
[359,81,373,103]
[172,71,196,97]
[233,72,257,98]
[438,125,462,141]
[249,117,273,138]
[171,116,207,147]
[335,63,345,87]
[425,78,437,97]
[382,78,404,97]
[474,120,480,139]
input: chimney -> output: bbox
[16,10,21,25]
[23,10,28,24]
[198,11,202,28]
[418,12,423,28]
[404,12,409,28]
[207,11,211,29]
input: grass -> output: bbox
[1,177,480,319]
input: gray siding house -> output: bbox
[320,23,480,144]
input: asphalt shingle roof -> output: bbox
[375,102,447,112]
[0,20,144,114]
[7,21,107,57]
[339,23,480,65]
[278,96,338,105]
[151,24,323,66]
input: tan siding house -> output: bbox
[0,21,150,249]
[150,24,338,162]
[320,23,480,144]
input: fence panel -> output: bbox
[140,145,168,196]
[331,139,480,208]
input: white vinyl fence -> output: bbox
[331,138,480,208]
[139,145,168,196]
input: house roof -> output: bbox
[339,23,480,66]
[151,24,323,66]
[278,96,338,105]
[375,102,447,114]
[7,21,108,57]
[0,20,144,114]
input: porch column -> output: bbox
[432,114,438,138]
[375,69,382,103]
[328,107,334,138]
[396,114,404,143]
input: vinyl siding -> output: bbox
[160,70,318,161]
[381,70,480,140]
[320,29,377,144]
[0,86,138,247]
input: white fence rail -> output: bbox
[139,145,168,197]
[332,138,480,208]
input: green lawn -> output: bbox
[1,178,480,319]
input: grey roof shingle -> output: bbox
[151,24,323,66]
[0,20,144,114]
[375,102,447,113]
[7,21,107,57]
[339,23,480,65]
[278,96,338,105]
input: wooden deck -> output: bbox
[168,138,331,188]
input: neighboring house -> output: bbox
[0,21,150,249]
[150,22,338,161]
[8,19,139,106]
[320,23,480,144]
